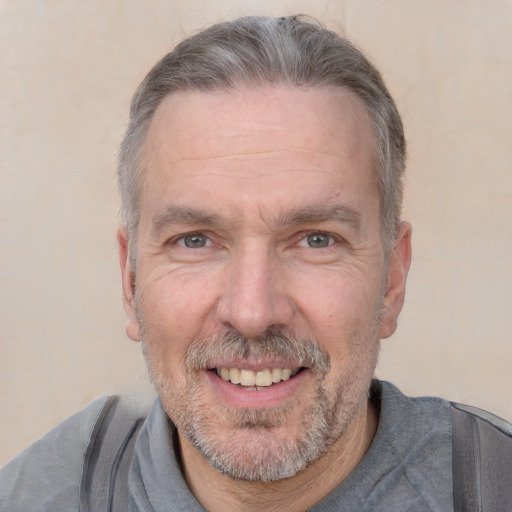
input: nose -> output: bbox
[215,244,294,338]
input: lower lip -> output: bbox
[204,369,310,409]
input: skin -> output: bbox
[118,86,412,511]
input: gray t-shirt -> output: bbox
[0,381,453,511]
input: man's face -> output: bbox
[119,86,410,481]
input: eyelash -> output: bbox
[171,230,341,250]
[174,232,213,248]
[296,231,339,248]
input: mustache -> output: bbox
[184,327,331,376]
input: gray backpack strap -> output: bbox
[80,395,149,512]
[451,402,512,512]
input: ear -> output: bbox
[117,226,141,342]
[379,222,412,339]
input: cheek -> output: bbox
[138,271,220,348]
[293,272,382,364]
[296,271,380,328]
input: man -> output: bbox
[1,15,511,512]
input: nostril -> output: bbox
[216,299,295,339]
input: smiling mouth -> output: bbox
[213,367,302,388]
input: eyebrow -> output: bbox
[151,206,222,237]
[151,202,362,237]
[276,204,362,231]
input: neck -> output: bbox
[180,401,378,512]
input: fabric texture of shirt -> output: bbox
[0,381,454,511]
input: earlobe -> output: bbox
[379,222,412,340]
[117,226,141,342]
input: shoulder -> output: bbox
[0,396,112,512]
[375,380,453,434]
[450,401,512,511]
[450,401,512,437]
[375,381,512,510]
[450,400,512,468]
[376,380,512,445]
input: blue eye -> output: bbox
[180,234,209,248]
[305,233,333,248]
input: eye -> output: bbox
[299,232,335,248]
[177,233,211,248]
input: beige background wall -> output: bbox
[1,1,510,465]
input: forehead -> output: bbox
[140,86,377,225]
[145,85,374,163]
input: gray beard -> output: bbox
[141,326,379,482]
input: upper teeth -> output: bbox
[216,368,298,387]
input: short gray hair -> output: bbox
[118,15,406,262]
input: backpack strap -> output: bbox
[450,402,512,512]
[80,395,150,512]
